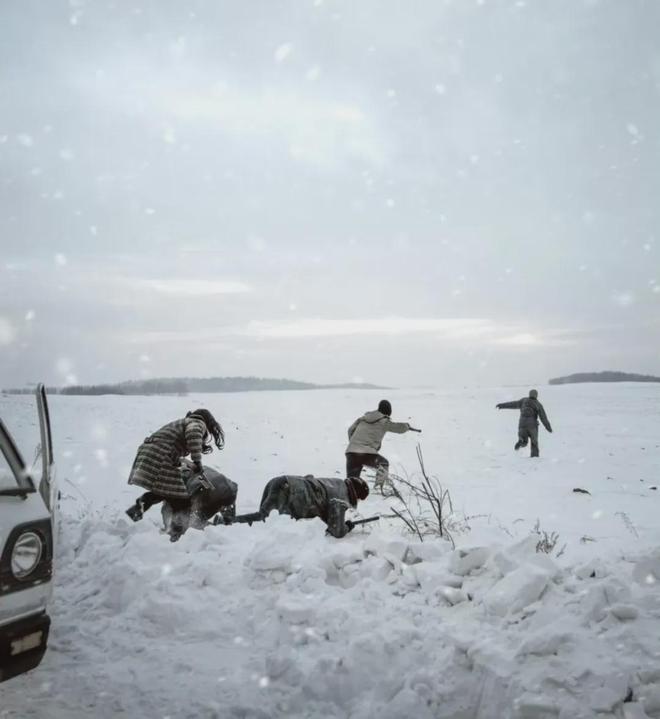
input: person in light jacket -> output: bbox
[345,399,412,490]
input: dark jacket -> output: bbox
[498,398,552,432]
[260,475,355,538]
[128,417,208,499]
[182,461,237,522]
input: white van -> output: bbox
[0,384,56,682]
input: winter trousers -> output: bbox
[346,452,390,487]
[516,423,540,457]
[137,491,191,514]
[259,476,290,517]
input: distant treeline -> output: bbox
[549,371,660,385]
[4,376,387,396]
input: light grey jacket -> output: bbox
[345,410,410,455]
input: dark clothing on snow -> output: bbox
[497,397,552,457]
[253,475,357,538]
[346,452,389,481]
[133,460,238,540]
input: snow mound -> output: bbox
[2,510,659,718]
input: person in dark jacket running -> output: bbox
[345,399,414,490]
[496,389,553,457]
[229,475,370,538]
[125,409,225,535]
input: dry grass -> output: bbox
[382,445,467,547]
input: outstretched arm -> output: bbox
[496,400,522,410]
[538,404,553,432]
[385,418,410,434]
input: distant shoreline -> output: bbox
[549,371,660,385]
[2,376,391,396]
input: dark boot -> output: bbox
[126,500,145,522]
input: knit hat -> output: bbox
[378,399,392,416]
[529,389,538,399]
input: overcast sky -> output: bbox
[1,0,658,389]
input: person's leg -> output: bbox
[529,426,540,458]
[361,454,390,489]
[259,476,289,517]
[374,455,390,489]
[167,497,192,541]
[126,491,163,522]
[346,453,365,480]
[515,428,528,452]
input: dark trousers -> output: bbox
[517,424,540,457]
[138,491,191,513]
[259,476,289,517]
[346,452,389,481]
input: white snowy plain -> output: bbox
[1,383,659,719]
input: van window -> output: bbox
[0,447,18,490]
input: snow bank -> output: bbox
[2,385,660,717]
[3,508,660,719]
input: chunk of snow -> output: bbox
[449,546,491,576]
[609,604,639,621]
[483,564,549,616]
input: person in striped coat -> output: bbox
[125,409,225,528]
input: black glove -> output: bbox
[345,520,355,533]
[496,404,502,410]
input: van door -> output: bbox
[35,385,56,514]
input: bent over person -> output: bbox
[496,389,553,458]
[345,399,412,490]
[231,475,370,538]
[125,408,225,536]
[160,459,237,541]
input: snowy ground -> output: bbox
[1,384,659,718]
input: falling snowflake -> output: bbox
[612,292,635,308]
[274,43,292,63]
[0,317,15,345]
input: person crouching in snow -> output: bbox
[160,459,237,541]
[229,475,370,538]
[125,408,225,537]
[496,389,553,458]
[345,399,413,491]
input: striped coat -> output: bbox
[128,417,208,499]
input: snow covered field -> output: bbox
[1,384,659,718]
